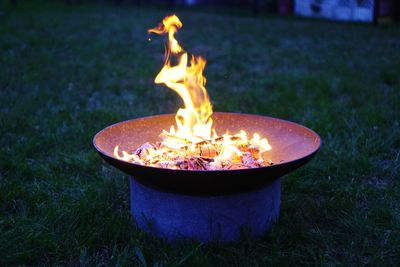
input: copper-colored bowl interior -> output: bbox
[93,112,321,194]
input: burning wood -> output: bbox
[113,15,272,170]
[114,130,272,170]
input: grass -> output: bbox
[1,2,400,266]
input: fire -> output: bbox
[148,15,213,142]
[114,15,272,170]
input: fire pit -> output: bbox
[93,15,321,242]
[94,112,320,241]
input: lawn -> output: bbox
[1,2,399,266]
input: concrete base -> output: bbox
[130,177,281,242]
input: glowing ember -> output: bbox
[114,14,272,170]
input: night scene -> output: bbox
[1,0,399,266]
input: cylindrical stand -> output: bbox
[130,177,281,242]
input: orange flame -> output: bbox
[148,15,213,142]
[113,15,272,169]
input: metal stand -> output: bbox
[130,177,281,242]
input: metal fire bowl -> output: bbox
[93,112,321,195]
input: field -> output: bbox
[1,2,399,266]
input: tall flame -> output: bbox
[148,15,213,141]
[113,15,272,170]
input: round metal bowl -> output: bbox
[93,112,321,195]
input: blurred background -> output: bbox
[3,0,400,23]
